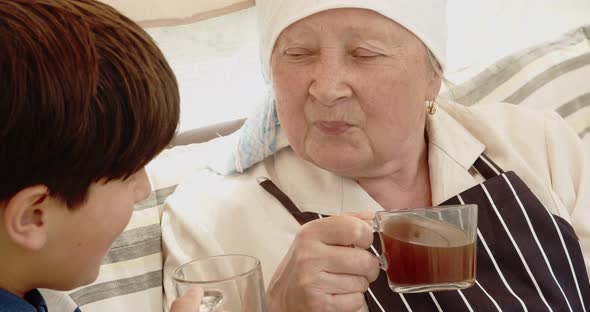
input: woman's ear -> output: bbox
[422,45,444,101]
[2,185,51,250]
[426,69,443,102]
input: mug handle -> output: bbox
[372,218,388,271]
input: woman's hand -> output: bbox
[170,286,203,312]
[266,212,381,312]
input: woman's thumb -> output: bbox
[343,210,375,221]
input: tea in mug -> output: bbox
[380,215,476,292]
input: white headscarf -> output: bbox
[256,0,448,81]
[212,0,448,175]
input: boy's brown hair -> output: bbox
[0,0,180,207]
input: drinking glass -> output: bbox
[173,254,267,312]
[373,204,478,293]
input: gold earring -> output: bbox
[427,99,437,115]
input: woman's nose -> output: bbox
[308,54,353,105]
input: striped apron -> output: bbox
[258,155,590,311]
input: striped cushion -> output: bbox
[444,25,590,150]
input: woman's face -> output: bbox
[271,8,442,177]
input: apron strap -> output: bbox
[257,177,321,225]
[473,154,504,180]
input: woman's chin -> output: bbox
[301,140,370,175]
[308,153,366,176]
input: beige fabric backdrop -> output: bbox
[101,0,254,27]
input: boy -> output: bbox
[0,1,201,311]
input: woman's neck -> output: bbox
[356,140,431,210]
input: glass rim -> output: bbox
[173,254,261,285]
[375,204,477,216]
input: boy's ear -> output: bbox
[2,185,51,250]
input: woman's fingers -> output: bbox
[300,215,374,249]
[288,288,367,312]
[321,244,381,282]
[343,210,377,229]
[343,210,375,221]
[327,292,367,312]
[313,271,371,294]
[288,246,379,294]
[266,213,381,312]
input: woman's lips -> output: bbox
[314,121,353,135]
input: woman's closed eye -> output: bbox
[283,47,314,58]
[352,48,383,59]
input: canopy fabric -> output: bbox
[101,0,254,27]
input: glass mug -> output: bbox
[373,204,478,293]
[173,254,267,312]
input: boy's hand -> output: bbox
[170,287,203,312]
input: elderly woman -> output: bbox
[162,0,590,311]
